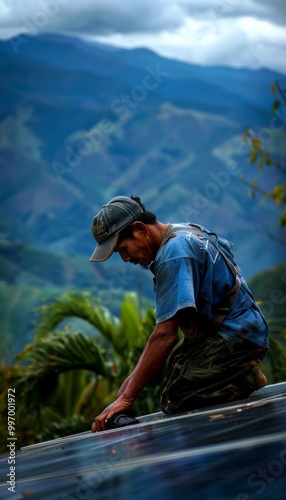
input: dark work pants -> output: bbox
[160,333,268,414]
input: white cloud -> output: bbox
[0,0,12,15]
[91,11,286,74]
[0,0,285,74]
[238,16,286,44]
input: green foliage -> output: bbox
[268,333,286,383]
[17,330,114,380]
[248,263,286,383]
[242,81,286,227]
[0,240,132,362]
[0,291,157,449]
[1,263,285,451]
[248,263,286,321]
[0,283,59,363]
[7,330,115,439]
[34,291,118,343]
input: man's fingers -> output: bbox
[91,420,103,432]
[91,413,110,432]
[91,396,133,432]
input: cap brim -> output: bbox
[89,233,119,262]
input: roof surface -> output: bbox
[0,382,286,499]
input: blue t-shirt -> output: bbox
[150,223,269,348]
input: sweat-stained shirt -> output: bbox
[150,223,269,348]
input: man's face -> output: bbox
[114,225,155,268]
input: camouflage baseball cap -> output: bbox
[90,196,144,262]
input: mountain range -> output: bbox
[0,32,285,358]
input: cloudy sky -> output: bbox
[1,0,286,74]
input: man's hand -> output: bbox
[91,395,133,432]
[92,316,180,432]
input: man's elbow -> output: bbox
[151,323,179,350]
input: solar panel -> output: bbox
[0,383,285,499]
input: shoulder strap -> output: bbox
[161,224,241,329]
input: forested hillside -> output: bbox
[0,33,285,363]
[0,33,284,274]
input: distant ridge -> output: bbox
[0,32,285,281]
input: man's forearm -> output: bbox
[120,326,179,402]
[92,317,180,432]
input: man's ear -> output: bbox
[132,221,147,234]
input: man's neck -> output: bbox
[148,221,171,252]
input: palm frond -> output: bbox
[36,414,90,442]
[4,291,159,445]
[34,291,119,346]
[11,330,116,428]
[118,292,141,350]
[16,330,115,378]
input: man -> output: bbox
[90,195,269,432]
